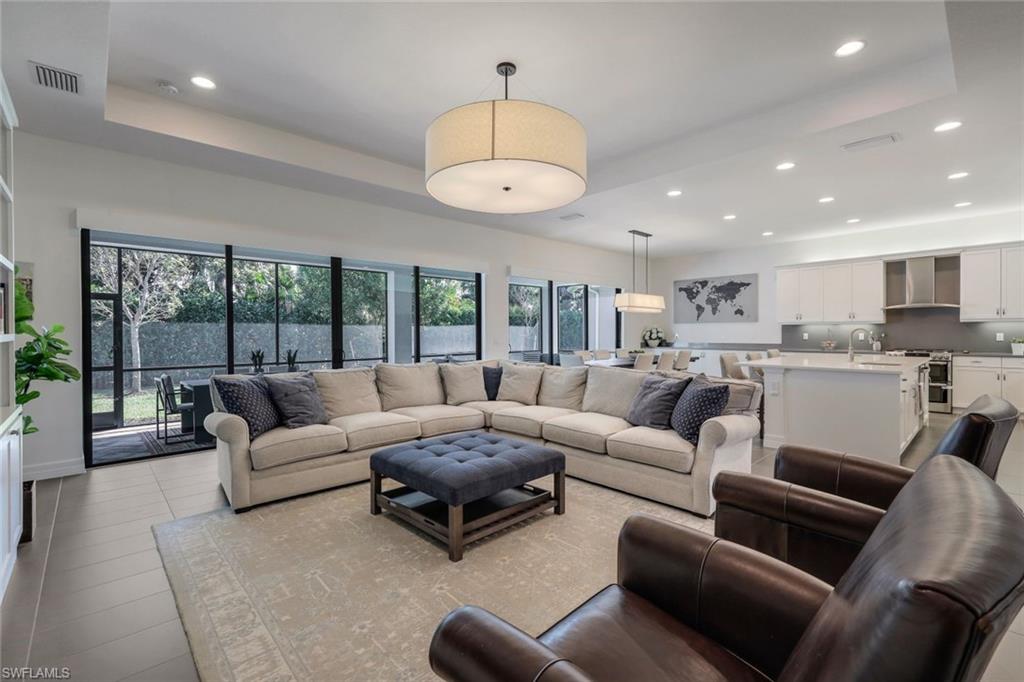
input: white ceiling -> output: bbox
[3,2,1023,256]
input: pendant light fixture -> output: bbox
[615,230,666,314]
[425,62,587,214]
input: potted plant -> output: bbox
[250,349,265,373]
[641,326,666,348]
[285,349,299,372]
[1012,338,1024,356]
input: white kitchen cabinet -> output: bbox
[960,247,1024,321]
[821,264,852,322]
[850,260,886,322]
[952,356,1023,409]
[1001,365,1024,411]
[779,260,883,325]
[776,268,802,323]
[798,268,823,322]
[0,420,22,598]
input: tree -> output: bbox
[91,249,191,393]
[509,284,541,351]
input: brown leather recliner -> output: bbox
[714,394,1019,584]
[429,455,1024,682]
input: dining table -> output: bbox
[584,352,704,370]
[180,379,215,446]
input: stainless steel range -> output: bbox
[886,349,953,413]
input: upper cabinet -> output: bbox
[777,260,884,325]
[960,246,1023,321]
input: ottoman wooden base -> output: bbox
[371,470,565,561]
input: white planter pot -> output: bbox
[1012,343,1024,356]
[646,339,660,348]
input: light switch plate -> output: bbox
[997,332,1005,342]
[802,332,809,340]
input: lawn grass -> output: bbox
[93,389,179,426]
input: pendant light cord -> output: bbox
[645,235,649,294]
[631,232,637,292]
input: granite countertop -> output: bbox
[742,354,929,374]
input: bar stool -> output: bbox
[719,353,747,380]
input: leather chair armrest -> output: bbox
[774,444,914,510]
[429,606,591,682]
[617,513,830,679]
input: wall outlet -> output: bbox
[802,332,809,340]
[858,332,866,340]
[997,332,1005,342]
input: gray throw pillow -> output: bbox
[626,374,691,429]
[264,372,329,429]
[211,374,281,439]
[671,375,730,445]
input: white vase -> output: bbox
[1013,343,1024,356]
[646,339,660,348]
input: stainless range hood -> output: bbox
[884,256,960,310]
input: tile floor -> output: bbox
[1,416,1022,681]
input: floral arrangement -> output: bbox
[641,327,666,347]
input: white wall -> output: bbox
[652,212,1024,344]
[14,132,639,478]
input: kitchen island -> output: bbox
[742,354,930,464]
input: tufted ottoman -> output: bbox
[369,432,565,561]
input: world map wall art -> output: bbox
[673,274,758,323]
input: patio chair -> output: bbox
[155,374,194,444]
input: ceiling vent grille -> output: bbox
[31,62,80,94]
[841,133,900,152]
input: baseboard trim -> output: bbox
[24,457,85,481]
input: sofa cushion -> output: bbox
[211,374,281,439]
[581,366,649,419]
[496,362,544,405]
[671,376,730,445]
[329,411,420,451]
[264,372,329,428]
[375,363,445,411]
[389,405,486,438]
[440,363,489,405]
[543,412,633,454]
[626,375,691,429]
[460,400,525,427]
[491,405,579,438]
[606,426,697,473]
[313,368,381,418]
[483,366,502,400]
[249,424,348,471]
[537,366,589,410]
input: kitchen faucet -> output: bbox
[848,328,870,361]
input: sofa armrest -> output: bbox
[774,444,914,510]
[688,414,761,516]
[204,412,253,510]
[713,471,885,584]
[700,414,761,448]
[429,606,591,682]
[617,513,830,680]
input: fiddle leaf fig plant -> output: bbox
[14,274,80,435]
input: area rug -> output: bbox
[153,478,714,682]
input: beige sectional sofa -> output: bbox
[205,361,762,516]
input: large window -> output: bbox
[418,268,480,361]
[556,284,586,352]
[509,283,542,354]
[342,267,388,366]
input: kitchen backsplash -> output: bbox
[780,307,1024,353]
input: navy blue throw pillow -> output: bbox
[483,366,502,401]
[670,375,730,445]
[212,374,281,439]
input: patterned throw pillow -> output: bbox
[626,374,691,429]
[670,375,730,445]
[483,366,502,401]
[211,374,281,439]
[264,372,329,428]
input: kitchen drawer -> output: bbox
[953,356,1002,369]
[1000,357,1024,369]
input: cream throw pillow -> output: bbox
[581,366,650,419]
[537,366,589,410]
[497,361,544,405]
[313,368,382,418]
[375,363,446,410]
[440,364,488,405]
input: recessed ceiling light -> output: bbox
[762,231,774,237]
[934,121,962,133]
[190,75,216,90]
[834,40,866,57]
[818,196,835,203]
[723,214,737,221]
[954,201,972,208]
[775,161,796,171]
[666,189,682,197]
[847,218,861,224]
[947,171,969,180]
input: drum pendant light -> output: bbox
[425,62,587,214]
[615,230,666,313]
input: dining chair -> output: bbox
[594,350,612,360]
[656,351,677,371]
[560,353,585,367]
[674,350,692,371]
[615,349,632,359]
[766,349,782,358]
[745,352,765,379]
[632,353,655,371]
[575,350,595,362]
[719,352,747,380]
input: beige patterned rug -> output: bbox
[153,478,714,682]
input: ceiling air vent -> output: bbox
[30,62,80,94]
[841,133,900,152]
[559,212,585,221]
